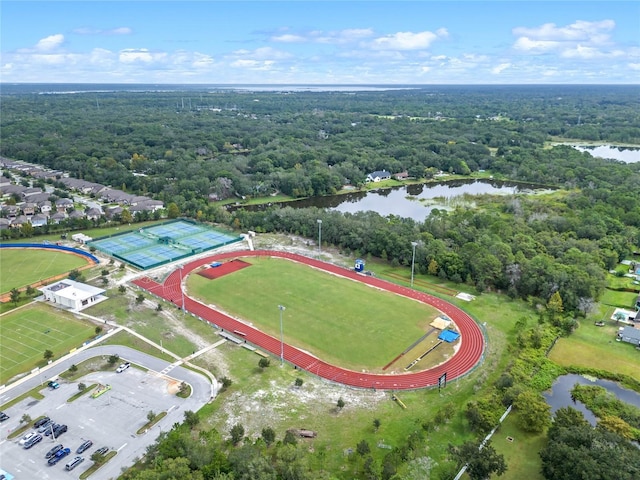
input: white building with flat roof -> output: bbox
[39,279,106,311]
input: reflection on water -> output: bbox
[572,145,640,163]
[543,374,640,426]
[233,179,549,221]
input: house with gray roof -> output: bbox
[50,211,67,224]
[31,213,48,227]
[366,170,392,182]
[617,326,640,346]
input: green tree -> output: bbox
[357,439,371,456]
[118,285,126,294]
[283,430,298,446]
[258,357,271,369]
[183,410,199,429]
[136,293,145,304]
[95,326,103,336]
[230,423,245,445]
[449,440,507,480]
[78,382,86,391]
[10,288,20,305]
[373,418,381,432]
[121,208,133,224]
[43,349,54,361]
[337,397,345,411]
[167,202,180,219]
[261,426,276,446]
[147,410,156,422]
[21,414,31,424]
[513,390,551,433]
[68,364,78,373]
[107,354,119,365]
[294,377,304,387]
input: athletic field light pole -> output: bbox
[317,219,322,258]
[278,305,286,366]
[411,241,418,288]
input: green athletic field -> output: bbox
[0,248,88,294]
[187,257,451,371]
[0,303,96,384]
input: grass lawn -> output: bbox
[0,303,96,384]
[187,257,450,372]
[490,414,546,480]
[0,248,88,293]
[548,319,639,378]
[599,288,638,310]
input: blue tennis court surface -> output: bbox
[88,219,242,270]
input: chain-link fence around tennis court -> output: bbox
[88,219,242,270]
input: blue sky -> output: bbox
[1,1,639,84]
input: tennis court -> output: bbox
[88,219,242,270]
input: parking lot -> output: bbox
[1,367,190,480]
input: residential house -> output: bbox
[617,326,640,346]
[393,171,410,181]
[0,217,10,230]
[20,202,36,216]
[50,212,67,224]
[69,209,86,221]
[29,192,52,204]
[39,200,52,214]
[22,187,44,198]
[11,215,28,228]
[0,176,11,187]
[31,213,48,227]
[55,198,74,213]
[0,184,28,198]
[366,170,392,182]
[85,207,103,221]
[131,199,164,212]
[104,206,123,219]
[2,205,19,218]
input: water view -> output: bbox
[238,179,551,221]
[543,374,640,426]
[572,145,640,163]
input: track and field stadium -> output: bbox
[88,219,242,270]
[133,250,485,391]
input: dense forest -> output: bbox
[2,85,640,479]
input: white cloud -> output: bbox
[34,34,64,52]
[119,48,167,64]
[73,27,132,36]
[271,28,373,44]
[370,30,446,51]
[272,34,307,43]
[513,20,614,42]
[629,63,640,71]
[491,63,512,74]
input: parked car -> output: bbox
[34,416,50,428]
[45,444,64,459]
[19,432,38,446]
[0,411,9,422]
[48,447,71,466]
[23,433,43,449]
[44,423,60,436]
[65,456,85,471]
[38,419,54,433]
[76,439,93,454]
[116,362,131,373]
[95,446,109,456]
[47,380,60,390]
[53,424,68,437]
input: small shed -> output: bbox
[617,326,640,346]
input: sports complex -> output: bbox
[133,250,486,391]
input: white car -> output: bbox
[18,432,37,446]
[116,362,131,373]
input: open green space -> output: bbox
[0,303,96,384]
[187,257,444,371]
[0,248,88,293]
[490,413,546,480]
[600,288,639,310]
[549,319,639,378]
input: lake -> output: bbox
[235,179,551,221]
[543,374,640,426]
[571,145,640,163]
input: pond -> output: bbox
[543,374,640,426]
[571,145,640,163]
[233,179,551,221]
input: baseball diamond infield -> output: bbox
[132,250,485,390]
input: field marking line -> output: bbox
[56,403,66,410]
[118,442,127,451]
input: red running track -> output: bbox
[133,250,485,390]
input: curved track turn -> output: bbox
[133,250,485,390]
